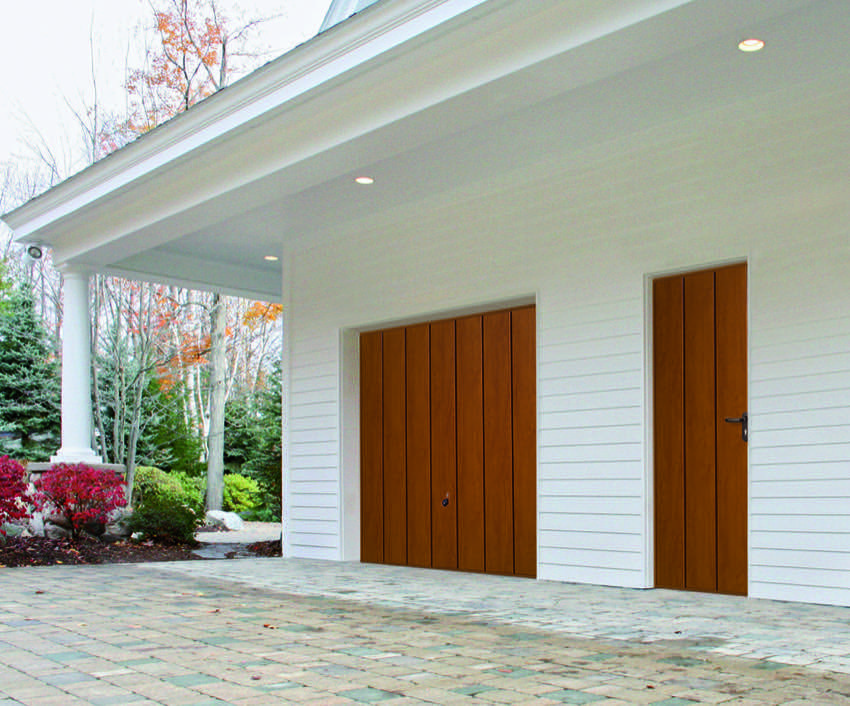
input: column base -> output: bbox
[50,448,104,465]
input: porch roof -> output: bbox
[3,0,848,301]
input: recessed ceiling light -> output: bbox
[264,255,279,262]
[355,176,375,185]
[738,38,765,52]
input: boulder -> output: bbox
[105,510,133,539]
[1,523,26,538]
[45,523,72,540]
[28,512,45,537]
[204,510,244,531]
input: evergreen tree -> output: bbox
[243,362,282,519]
[0,283,60,460]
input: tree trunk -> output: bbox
[206,293,227,511]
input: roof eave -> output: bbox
[2,0,492,239]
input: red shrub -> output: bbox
[0,456,30,535]
[34,464,126,538]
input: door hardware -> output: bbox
[724,411,748,442]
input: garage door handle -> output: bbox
[441,495,449,507]
[724,412,748,442]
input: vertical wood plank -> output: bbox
[382,327,407,565]
[653,276,685,589]
[360,331,383,564]
[684,270,717,592]
[430,319,458,570]
[715,263,748,596]
[457,315,485,572]
[483,310,514,575]
[406,323,431,568]
[511,306,536,578]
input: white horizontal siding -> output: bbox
[537,296,646,586]
[287,327,341,560]
[749,254,850,605]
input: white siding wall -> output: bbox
[284,92,850,604]
[287,329,341,559]
[537,297,646,587]
[749,243,850,605]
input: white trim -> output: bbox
[340,328,361,561]
[280,248,293,557]
[642,273,654,588]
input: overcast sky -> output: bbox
[0,0,331,178]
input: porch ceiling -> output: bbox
[5,0,849,301]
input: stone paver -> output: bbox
[0,559,847,705]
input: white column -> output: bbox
[51,268,102,464]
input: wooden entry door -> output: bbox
[360,306,536,577]
[654,264,747,595]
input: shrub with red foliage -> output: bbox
[0,456,30,535]
[34,464,126,539]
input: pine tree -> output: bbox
[0,283,61,460]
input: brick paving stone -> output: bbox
[1,561,850,705]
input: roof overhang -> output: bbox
[4,0,848,301]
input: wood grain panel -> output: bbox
[684,270,717,592]
[382,327,407,565]
[406,323,431,568]
[360,331,383,564]
[430,319,458,570]
[457,315,485,572]
[483,310,514,575]
[653,275,685,589]
[511,306,537,578]
[715,263,748,595]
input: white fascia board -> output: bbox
[3,0,695,244]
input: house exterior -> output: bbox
[4,0,850,606]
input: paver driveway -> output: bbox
[1,559,848,704]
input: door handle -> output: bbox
[724,411,748,442]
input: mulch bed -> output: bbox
[0,536,281,568]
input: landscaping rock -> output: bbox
[205,510,244,531]
[1,523,26,538]
[105,514,133,538]
[28,512,45,537]
[45,523,72,540]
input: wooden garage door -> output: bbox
[360,306,536,577]
[654,264,747,595]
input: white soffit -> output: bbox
[3,0,842,298]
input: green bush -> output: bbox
[132,466,183,504]
[223,474,261,513]
[133,466,203,514]
[127,494,201,544]
[170,471,204,512]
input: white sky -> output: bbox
[0,0,331,178]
